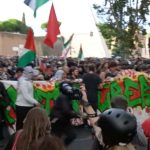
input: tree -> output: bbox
[41,21,61,31]
[41,22,47,30]
[94,0,150,58]
[97,23,116,49]
[0,19,29,34]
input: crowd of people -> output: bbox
[0,55,150,150]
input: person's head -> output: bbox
[0,64,7,80]
[109,144,135,150]
[16,107,51,150]
[59,81,73,95]
[88,64,96,72]
[23,107,51,136]
[23,66,35,80]
[69,66,79,77]
[32,69,44,80]
[14,67,24,79]
[96,108,137,148]
[63,65,69,74]
[59,81,82,100]
[101,61,109,71]
[0,64,4,74]
[108,61,118,72]
[111,95,128,111]
[29,135,65,150]
[53,70,65,81]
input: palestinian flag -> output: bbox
[24,0,49,17]
[17,28,36,67]
[64,33,74,49]
[61,33,74,58]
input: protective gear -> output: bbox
[97,108,137,147]
[59,81,82,100]
[59,82,73,96]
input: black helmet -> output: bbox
[59,81,82,100]
[59,81,73,96]
[97,108,137,147]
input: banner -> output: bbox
[1,71,150,125]
[0,80,80,125]
[98,71,150,122]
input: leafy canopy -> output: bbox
[94,0,150,58]
[0,19,29,34]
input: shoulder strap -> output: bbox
[12,130,22,150]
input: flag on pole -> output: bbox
[64,34,74,49]
[63,47,71,58]
[61,34,74,58]
[44,3,60,48]
[78,44,83,60]
[17,28,36,67]
[24,0,49,17]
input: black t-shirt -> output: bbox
[82,73,101,103]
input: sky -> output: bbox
[0,0,149,36]
[0,0,149,58]
[0,0,104,36]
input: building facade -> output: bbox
[0,32,62,57]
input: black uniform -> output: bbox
[50,94,78,146]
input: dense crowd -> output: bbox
[1,56,150,81]
[0,55,150,150]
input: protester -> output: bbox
[82,64,102,111]
[28,134,65,150]
[110,95,148,150]
[13,67,24,80]
[98,61,109,82]
[105,61,119,79]
[1,55,150,150]
[142,117,150,149]
[50,81,84,146]
[5,107,64,150]
[78,86,137,150]
[0,82,12,147]
[94,108,137,150]
[68,66,79,80]
[51,65,69,81]
[0,64,9,80]
[15,66,40,130]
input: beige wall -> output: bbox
[0,32,63,56]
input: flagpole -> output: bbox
[35,54,38,67]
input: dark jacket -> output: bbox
[50,94,77,120]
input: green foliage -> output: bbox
[41,22,48,30]
[0,19,29,34]
[41,21,61,30]
[97,23,116,39]
[94,0,150,58]
[97,23,116,49]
